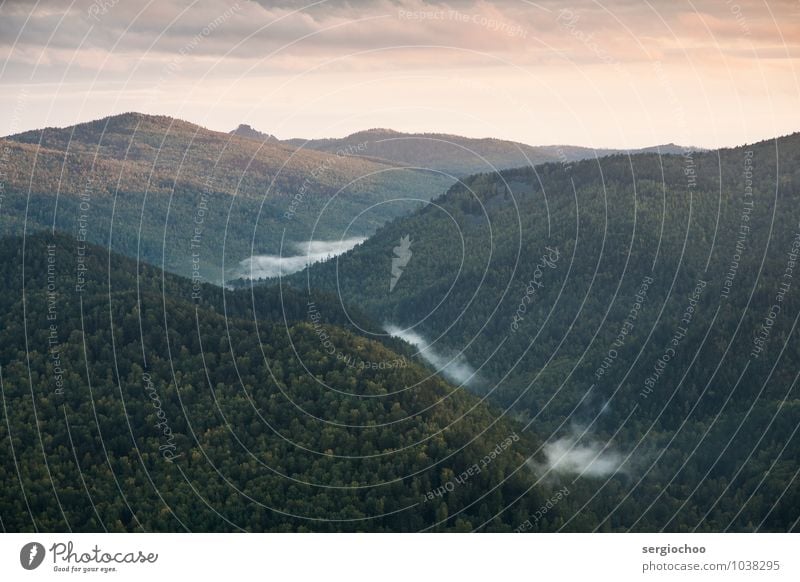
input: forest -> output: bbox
[285,132,800,531]
[0,233,559,532]
[1,126,798,532]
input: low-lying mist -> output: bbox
[235,237,366,279]
[532,427,628,479]
[385,324,479,387]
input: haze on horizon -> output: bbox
[1,0,798,150]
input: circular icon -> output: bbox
[20,542,46,570]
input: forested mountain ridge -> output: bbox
[282,127,694,176]
[0,232,565,532]
[286,132,800,531]
[4,231,792,532]
[7,113,418,198]
[3,115,798,531]
[1,113,452,283]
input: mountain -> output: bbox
[1,113,452,283]
[288,133,800,531]
[0,232,568,532]
[230,123,278,142]
[283,128,697,177]
[4,111,796,531]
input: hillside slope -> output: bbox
[1,114,452,282]
[289,133,800,531]
[0,233,555,532]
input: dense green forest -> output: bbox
[0,233,565,532]
[285,133,800,531]
[0,113,451,283]
[2,126,799,532]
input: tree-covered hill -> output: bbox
[286,133,800,531]
[1,113,452,283]
[0,233,561,532]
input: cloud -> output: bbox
[385,324,479,387]
[0,0,528,73]
[2,0,796,80]
[1,0,797,148]
[235,237,365,279]
[533,428,627,479]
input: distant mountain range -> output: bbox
[1,113,452,282]
[277,127,697,177]
[0,113,700,284]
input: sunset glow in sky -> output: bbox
[1,0,798,148]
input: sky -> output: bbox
[1,0,798,149]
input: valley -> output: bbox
[2,114,798,532]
